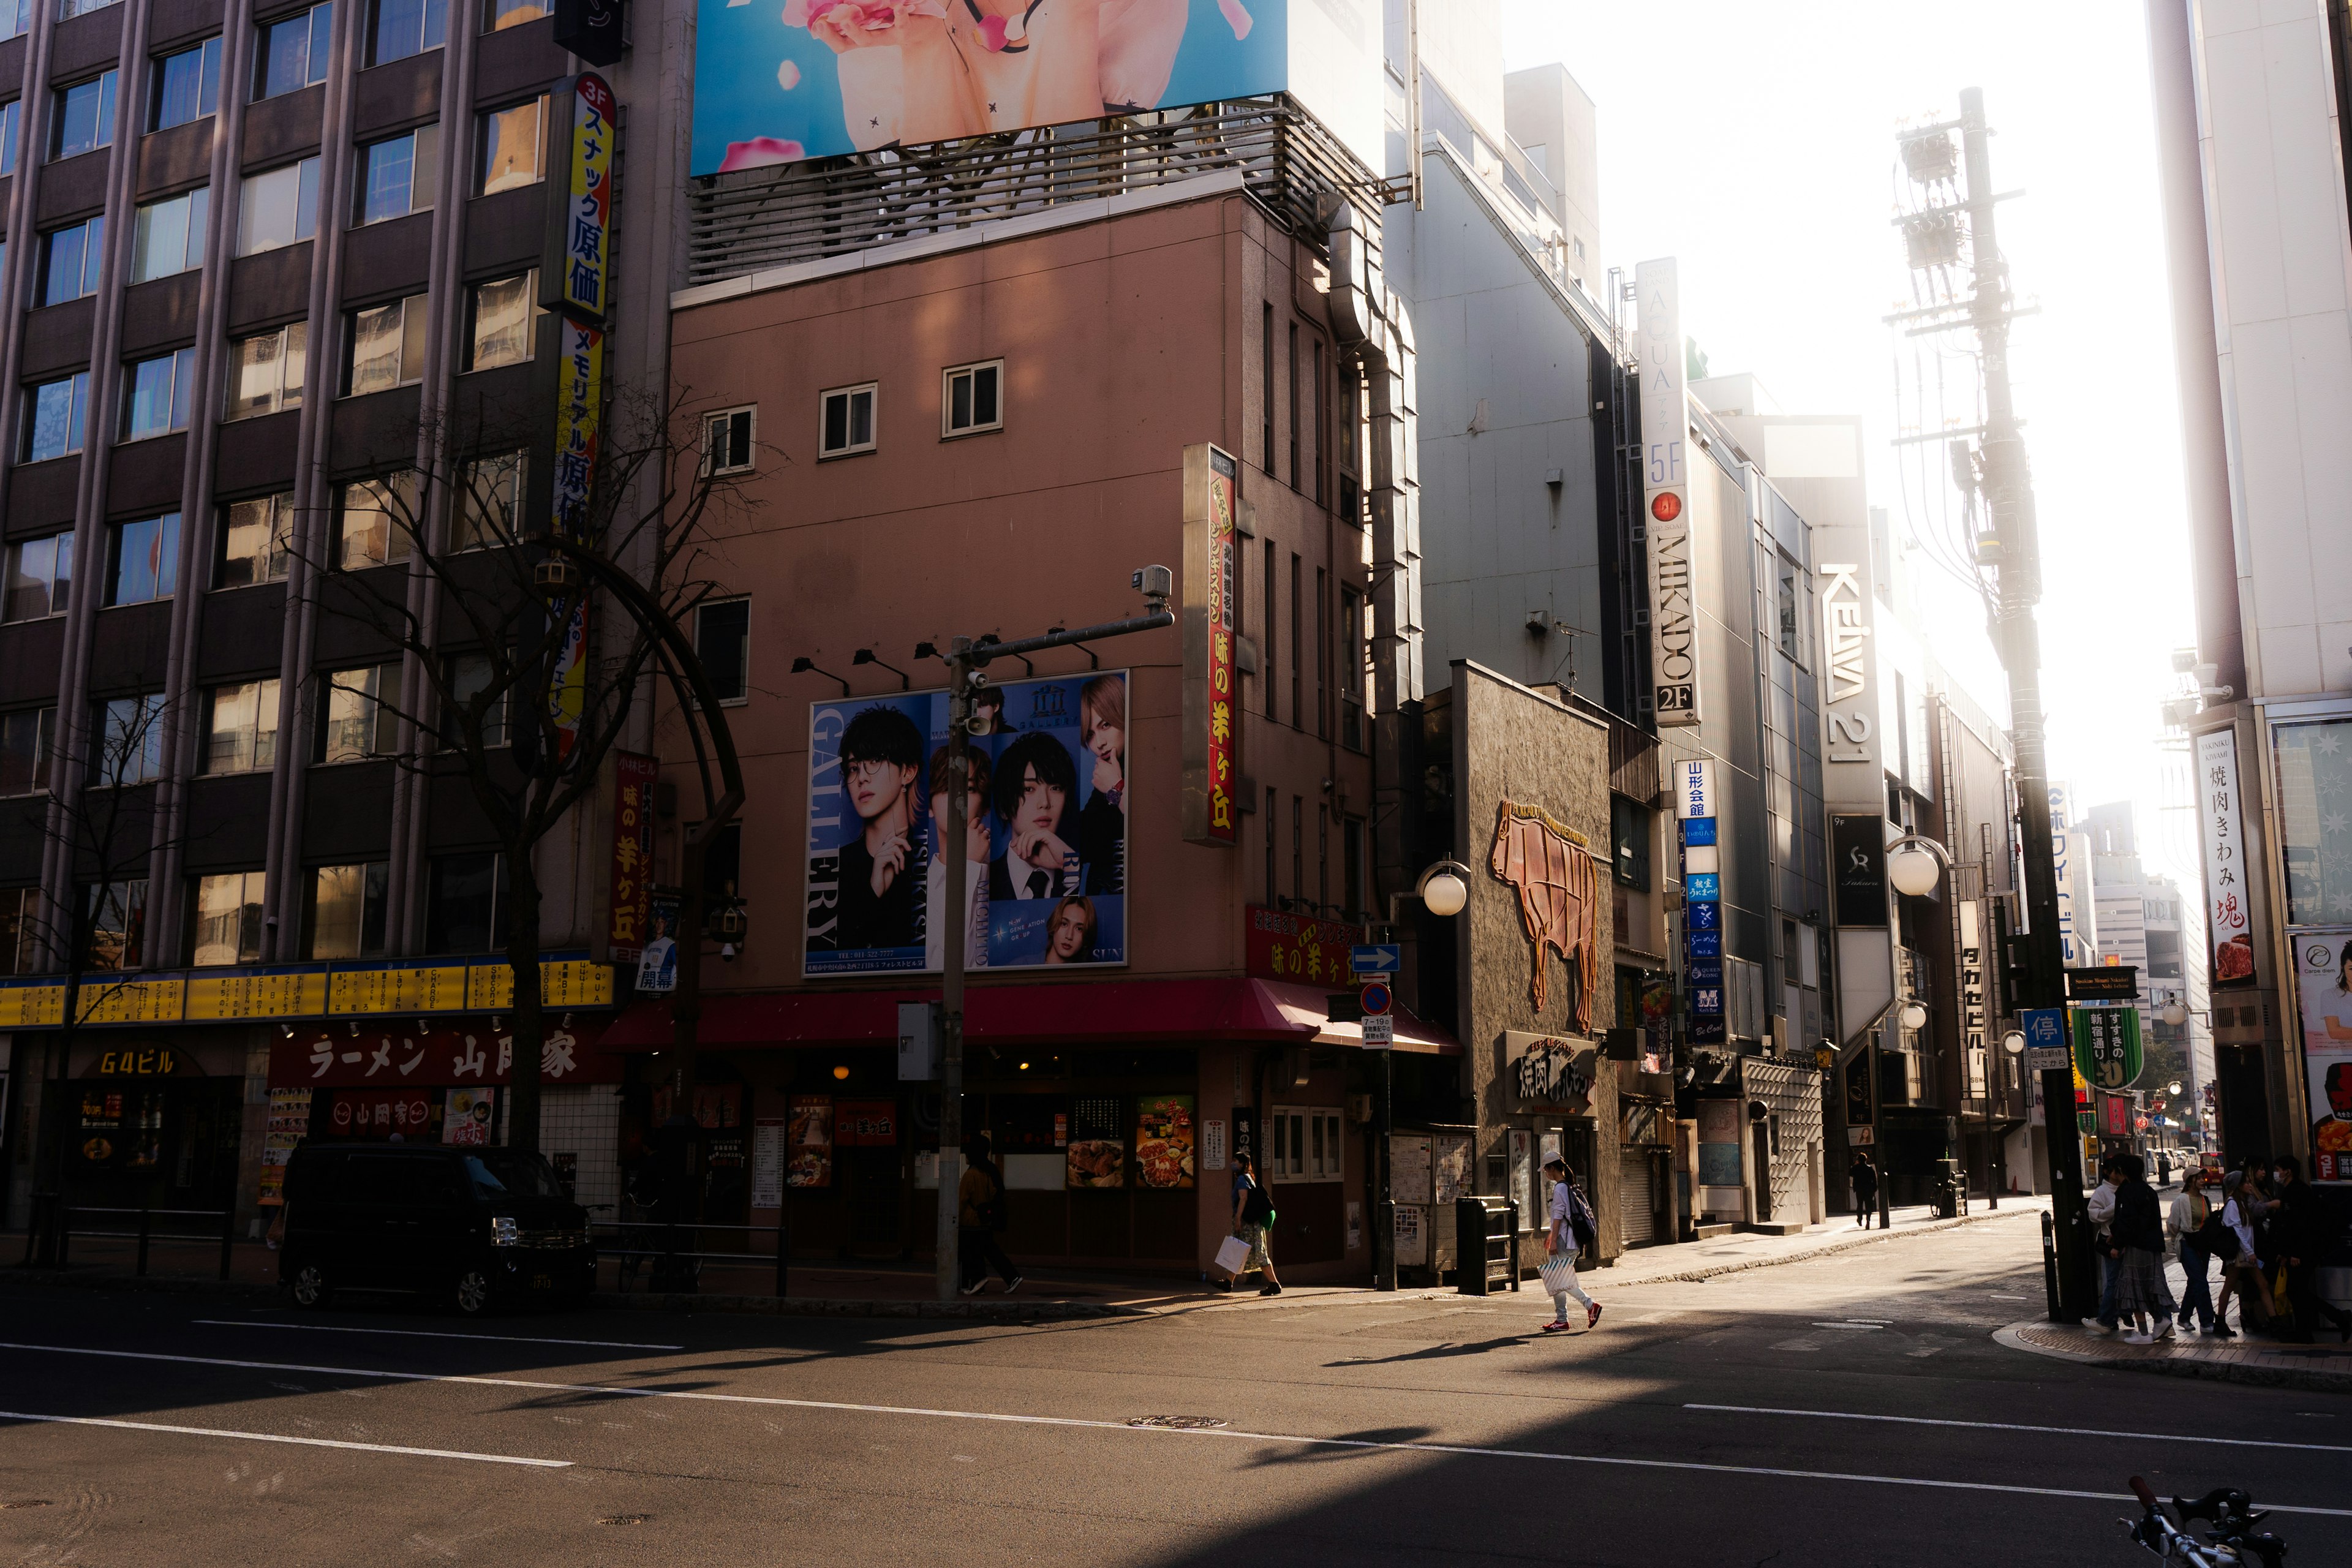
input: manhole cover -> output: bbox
[1,1501,53,1511]
[598,1514,653,1526]
[1125,1415,1227,1430]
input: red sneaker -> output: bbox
[1586,1302,1603,1329]
[1540,1319,1572,1333]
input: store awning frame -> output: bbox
[597,978,1458,1055]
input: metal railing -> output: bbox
[592,1216,790,1298]
[20,1197,237,1281]
[687,96,1399,287]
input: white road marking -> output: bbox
[5,1342,2348,1517]
[0,1410,568,1468]
[189,1321,682,1352]
[1687,1403,2352,1456]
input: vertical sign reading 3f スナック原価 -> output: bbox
[804,674,1131,974]
[1636,258,1700,725]
[543,73,614,325]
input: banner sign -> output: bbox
[1635,258,1699,725]
[542,74,615,325]
[266,1017,620,1088]
[688,0,1290,173]
[606,751,658,961]
[1830,812,1887,928]
[1183,442,1240,846]
[0,954,613,1030]
[2071,1005,2143,1091]
[2194,726,2255,987]
[549,315,604,537]
[804,672,1131,974]
[2291,931,2352,1182]
[1244,905,1363,985]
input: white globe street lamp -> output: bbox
[1416,863,1469,918]
[2002,1030,2026,1055]
[2160,1000,2188,1027]
[1885,833,1953,899]
[1899,1001,1929,1031]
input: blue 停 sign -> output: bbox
[2022,1008,2065,1052]
[1351,944,1401,976]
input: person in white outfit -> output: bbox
[1541,1156,1601,1333]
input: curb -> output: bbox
[0,1268,1144,1322]
[590,1290,1146,1322]
[1600,1204,2042,1289]
[1992,1323,2352,1396]
[3,1268,277,1302]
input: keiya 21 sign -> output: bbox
[1635,258,1700,725]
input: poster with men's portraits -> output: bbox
[804,671,1130,975]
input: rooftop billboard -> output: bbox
[693,0,1291,176]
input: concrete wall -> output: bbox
[2182,1,2352,699]
[1503,64,1600,285]
[1447,660,1619,1265]
[1397,152,1605,702]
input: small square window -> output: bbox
[217,492,296,587]
[819,383,876,459]
[942,360,1001,437]
[464,271,540,371]
[703,407,753,475]
[342,295,429,396]
[477,97,545,196]
[151,38,223,131]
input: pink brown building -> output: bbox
[616,171,1460,1282]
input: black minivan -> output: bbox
[279,1144,595,1314]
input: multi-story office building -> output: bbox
[0,0,680,1232]
[2149,0,2352,1197]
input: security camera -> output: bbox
[1133,564,1173,613]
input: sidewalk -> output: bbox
[6,1198,2049,1322]
[1998,1319,2352,1395]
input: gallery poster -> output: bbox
[1133,1095,1195,1189]
[804,672,1129,976]
[786,1095,833,1188]
[2292,930,2352,1183]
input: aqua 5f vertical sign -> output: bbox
[1637,258,1700,726]
[1183,443,1239,846]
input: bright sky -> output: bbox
[1501,1,2201,885]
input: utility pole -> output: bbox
[1952,87,2093,1316]
[930,579,1174,1302]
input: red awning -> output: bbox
[598,978,1458,1055]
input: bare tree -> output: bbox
[295,377,754,1152]
[15,671,213,1264]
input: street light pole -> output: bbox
[1369,860,1470,1292]
[930,584,1174,1303]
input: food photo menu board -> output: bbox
[1133,1096,1196,1189]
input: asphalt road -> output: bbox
[2,1216,2347,1567]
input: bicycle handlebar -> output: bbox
[2124,1477,2286,1568]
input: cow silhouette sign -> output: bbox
[1487,800,1601,1030]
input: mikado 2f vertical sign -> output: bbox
[1636,258,1700,726]
[1182,443,1240,846]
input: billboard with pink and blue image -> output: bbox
[692,0,1290,175]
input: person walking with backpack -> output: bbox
[956,1133,1022,1296]
[1849,1152,1879,1229]
[1225,1150,1280,1295]
[1539,1156,1601,1333]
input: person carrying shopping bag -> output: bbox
[1222,1150,1281,1296]
[1538,1156,1601,1333]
